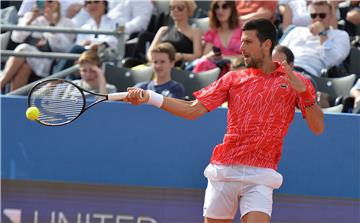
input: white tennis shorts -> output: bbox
[203,164,283,220]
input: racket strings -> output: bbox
[30,81,84,125]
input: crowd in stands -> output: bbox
[1,0,360,113]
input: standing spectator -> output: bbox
[193,0,242,76]
[135,43,185,99]
[0,0,75,92]
[236,0,277,23]
[280,0,350,77]
[147,0,202,66]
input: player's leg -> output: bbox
[241,211,270,223]
[239,184,273,223]
[203,180,239,223]
[204,217,232,223]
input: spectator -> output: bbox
[278,0,312,31]
[350,78,360,107]
[71,0,153,39]
[0,0,75,92]
[147,0,202,67]
[272,45,295,67]
[280,0,350,77]
[18,0,84,18]
[346,1,360,25]
[135,43,185,99]
[54,0,118,73]
[107,0,153,40]
[193,0,242,77]
[74,47,117,94]
[236,0,277,23]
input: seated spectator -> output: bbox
[147,0,202,67]
[107,0,153,40]
[350,78,360,108]
[18,0,83,18]
[345,1,360,36]
[71,0,153,39]
[280,0,350,77]
[272,45,295,67]
[135,43,185,99]
[278,0,312,31]
[193,0,242,77]
[54,0,118,73]
[74,47,116,94]
[0,0,75,92]
[347,1,360,25]
[236,0,277,23]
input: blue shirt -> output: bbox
[135,80,185,99]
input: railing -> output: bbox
[1,24,125,95]
[7,65,80,96]
[0,24,125,63]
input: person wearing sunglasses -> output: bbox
[280,0,350,77]
[147,0,202,67]
[192,0,242,77]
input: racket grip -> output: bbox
[108,92,128,101]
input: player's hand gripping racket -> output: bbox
[28,79,130,126]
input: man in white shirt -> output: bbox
[280,0,350,77]
[107,0,153,40]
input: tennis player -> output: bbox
[125,18,324,223]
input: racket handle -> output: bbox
[108,92,128,101]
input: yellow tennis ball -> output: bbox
[26,106,40,121]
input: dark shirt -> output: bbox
[161,26,193,55]
[135,80,185,99]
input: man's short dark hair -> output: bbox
[274,45,294,64]
[242,18,277,54]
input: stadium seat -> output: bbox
[322,104,344,113]
[171,67,220,100]
[104,64,153,92]
[311,74,357,106]
[192,17,209,33]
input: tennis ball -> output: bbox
[26,106,40,121]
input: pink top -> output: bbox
[203,27,242,56]
[194,62,315,170]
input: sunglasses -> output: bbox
[169,5,186,12]
[85,1,101,5]
[310,13,327,19]
[214,3,230,10]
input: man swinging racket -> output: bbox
[125,18,324,223]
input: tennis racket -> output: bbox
[28,78,130,126]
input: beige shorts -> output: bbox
[203,179,273,220]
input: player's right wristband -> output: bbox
[147,90,164,108]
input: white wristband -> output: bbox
[147,90,164,108]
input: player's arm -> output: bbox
[280,61,324,135]
[303,104,324,135]
[125,87,208,120]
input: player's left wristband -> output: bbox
[146,90,164,108]
[298,88,315,108]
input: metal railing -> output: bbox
[0,24,125,63]
[1,24,125,95]
[7,65,80,96]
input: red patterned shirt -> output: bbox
[193,62,315,170]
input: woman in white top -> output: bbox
[0,0,75,91]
